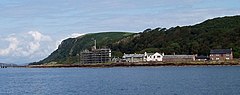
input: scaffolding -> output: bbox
[80,49,111,64]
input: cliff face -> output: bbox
[31,15,240,65]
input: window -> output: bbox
[216,54,220,56]
[226,58,230,60]
[157,56,161,58]
[226,54,230,56]
[216,58,219,60]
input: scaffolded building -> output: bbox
[80,49,111,64]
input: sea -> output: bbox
[1,66,240,95]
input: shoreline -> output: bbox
[20,61,240,68]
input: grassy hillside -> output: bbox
[32,32,133,64]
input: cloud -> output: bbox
[0,31,85,64]
[0,36,19,56]
[23,31,52,56]
[0,31,56,64]
[28,31,52,41]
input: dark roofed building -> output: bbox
[195,55,210,61]
[210,49,233,61]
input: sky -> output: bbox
[0,0,239,64]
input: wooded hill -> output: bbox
[30,15,240,65]
[111,15,240,57]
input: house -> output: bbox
[163,55,195,62]
[195,55,210,61]
[80,48,111,64]
[144,52,164,61]
[122,53,144,62]
[210,49,233,61]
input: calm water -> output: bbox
[1,66,240,95]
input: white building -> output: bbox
[144,52,164,61]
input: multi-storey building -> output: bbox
[80,49,111,64]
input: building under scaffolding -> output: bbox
[80,48,111,64]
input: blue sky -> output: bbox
[0,0,239,64]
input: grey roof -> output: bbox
[123,54,144,58]
[163,55,195,59]
[210,49,232,54]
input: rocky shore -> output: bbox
[25,61,240,68]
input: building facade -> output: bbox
[122,53,144,62]
[210,49,233,61]
[80,49,111,64]
[144,52,164,61]
[163,55,196,62]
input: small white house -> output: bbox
[144,52,164,61]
